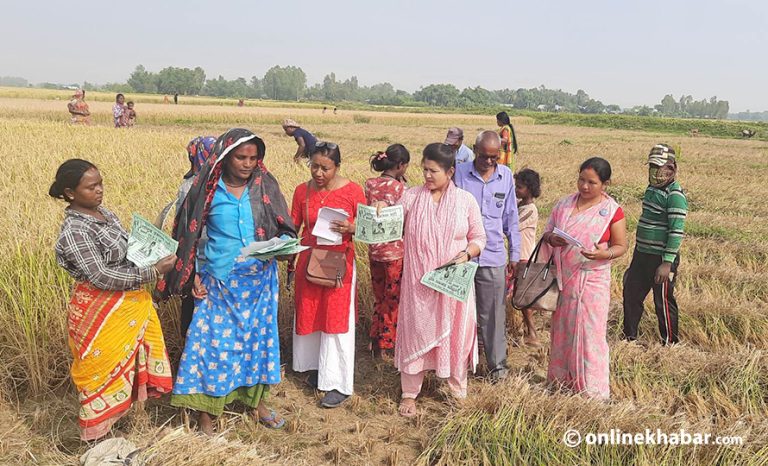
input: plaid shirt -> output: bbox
[55,207,156,290]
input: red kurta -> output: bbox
[291,181,366,335]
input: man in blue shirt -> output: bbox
[445,127,475,164]
[454,130,521,382]
[282,118,318,163]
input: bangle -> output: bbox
[607,249,614,260]
[152,265,160,277]
[465,249,472,261]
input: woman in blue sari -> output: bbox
[158,128,296,434]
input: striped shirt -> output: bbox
[635,181,687,263]
[55,207,156,290]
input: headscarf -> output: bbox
[647,144,677,188]
[155,128,296,299]
[184,136,216,178]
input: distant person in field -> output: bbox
[365,144,410,359]
[282,118,318,163]
[50,159,176,441]
[322,106,327,114]
[539,157,627,399]
[125,101,137,127]
[496,111,519,172]
[622,144,687,345]
[159,129,297,434]
[333,107,338,114]
[174,93,179,104]
[453,131,520,383]
[164,95,170,104]
[444,127,474,164]
[113,93,127,128]
[67,89,90,125]
[237,99,245,107]
[511,168,542,345]
[395,143,486,417]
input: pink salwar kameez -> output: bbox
[395,183,486,399]
[540,192,620,399]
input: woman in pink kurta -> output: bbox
[395,143,487,417]
[539,158,627,399]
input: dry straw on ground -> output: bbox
[1,92,767,465]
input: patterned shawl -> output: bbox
[156,128,296,299]
[184,136,217,178]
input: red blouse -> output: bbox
[364,176,405,262]
[598,207,624,243]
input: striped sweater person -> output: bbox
[636,180,687,262]
[623,145,687,345]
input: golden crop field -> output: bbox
[1,90,767,465]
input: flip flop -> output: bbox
[398,399,417,418]
[259,409,286,429]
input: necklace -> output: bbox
[223,175,248,188]
[312,179,338,205]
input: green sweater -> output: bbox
[636,181,688,262]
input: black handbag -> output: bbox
[512,237,559,312]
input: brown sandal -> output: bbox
[398,398,417,418]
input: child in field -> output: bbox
[511,168,541,346]
[364,144,410,359]
[126,101,136,127]
[113,93,126,128]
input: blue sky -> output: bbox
[2,0,766,111]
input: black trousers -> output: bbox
[622,250,680,345]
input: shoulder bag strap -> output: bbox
[304,181,311,236]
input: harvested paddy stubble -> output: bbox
[1,96,767,465]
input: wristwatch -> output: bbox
[464,249,471,261]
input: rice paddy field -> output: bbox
[1,88,767,465]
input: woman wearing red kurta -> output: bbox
[288,141,366,408]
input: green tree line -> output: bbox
[1,66,732,119]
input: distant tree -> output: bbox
[322,73,338,100]
[413,84,461,107]
[263,65,306,100]
[581,99,605,114]
[715,100,730,119]
[0,76,28,87]
[156,66,205,95]
[102,82,133,93]
[249,76,263,98]
[459,86,496,107]
[658,94,679,115]
[127,65,157,93]
[575,89,589,107]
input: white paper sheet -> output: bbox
[312,207,349,244]
[553,227,585,249]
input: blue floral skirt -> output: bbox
[171,257,281,414]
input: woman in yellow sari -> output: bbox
[51,159,177,441]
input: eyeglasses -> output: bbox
[476,154,500,162]
[315,141,338,150]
